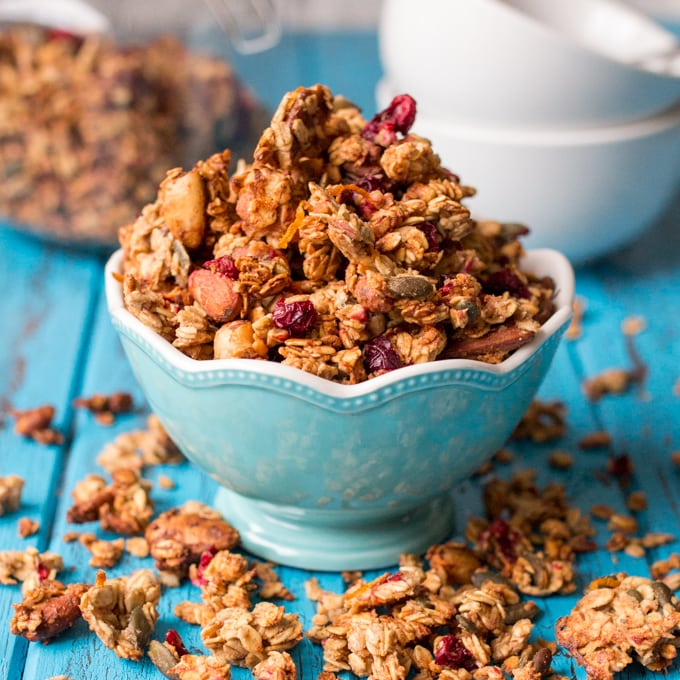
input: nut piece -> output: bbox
[188,268,242,323]
[10,579,90,642]
[160,169,207,250]
[145,501,240,581]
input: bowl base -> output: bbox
[214,487,455,571]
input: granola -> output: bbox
[556,573,680,679]
[8,404,64,445]
[0,25,267,246]
[0,546,63,587]
[80,568,161,660]
[10,579,89,642]
[119,85,557,383]
[73,391,134,425]
[0,474,24,515]
[67,468,153,535]
[145,501,240,583]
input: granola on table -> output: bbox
[0,474,24,515]
[556,573,680,680]
[119,85,557,383]
[79,568,161,660]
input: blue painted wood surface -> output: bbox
[1,31,679,680]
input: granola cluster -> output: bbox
[306,561,559,680]
[119,84,556,383]
[0,25,267,246]
[556,574,680,680]
[0,474,24,515]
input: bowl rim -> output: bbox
[105,247,574,398]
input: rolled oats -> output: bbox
[80,568,161,660]
[119,86,557,383]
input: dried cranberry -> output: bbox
[417,221,440,252]
[337,186,378,219]
[362,94,417,145]
[434,634,477,671]
[484,267,530,299]
[36,561,50,581]
[203,256,238,279]
[483,518,520,563]
[191,546,218,587]
[364,336,402,374]
[272,298,317,334]
[165,629,189,657]
[607,454,633,479]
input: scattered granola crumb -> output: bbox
[565,297,585,340]
[0,546,63,586]
[73,391,134,425]
[493,447,514,464]
[591,504,614,520]
[651,552,680,580]
[157,474,175,490]
[621,315,646,336]
[556,573,680,680]
[79,534,125,568]
[8,404,64,445]
[548,450,573,469]
[0,474,24,515]
[17,517,39,538]
[578,430,612,450]
[96,414,184,474]
[253,650,296,680]
[626,490,647,512]
[126,537,150,559]
[62,531,80,543]
[512,400,566,443]
[671,450,680,467]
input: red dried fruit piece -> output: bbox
[416,221,440,251]
[272,299,317,334]
[482,517,521,563]
[203,256,238,279]
[364,335,402,374]
[434,634,477,671]
[165,629,189,657]
[191,546,218,587]
[362,94,417,146]
[484,267,530,299]
[188,268,242,323]
[36,561,50,581]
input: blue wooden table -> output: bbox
[1,31,679,680]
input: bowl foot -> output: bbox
[214,487,455,571]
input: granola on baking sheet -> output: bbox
[119,85,557,383]
[556,573,680,680]
[80,568,161,660]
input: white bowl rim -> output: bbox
[105,247,574,399]
[377,78,680,145]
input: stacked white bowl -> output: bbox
[378,0,680,262]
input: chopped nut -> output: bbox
[578,430,612,450]
[548,450,573,469]
[8,404,63,445]
[626,490,647,512]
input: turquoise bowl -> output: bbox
[105,248,574,571]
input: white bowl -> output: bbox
[379,0,680,128]
[378,78,680,262]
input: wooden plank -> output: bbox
[0,229,102,680]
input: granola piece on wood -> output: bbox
[556,573,680,679]
[10,579,89,642]
[145,501,239,582]
[0,474,24,515]
[80,569,161,660]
